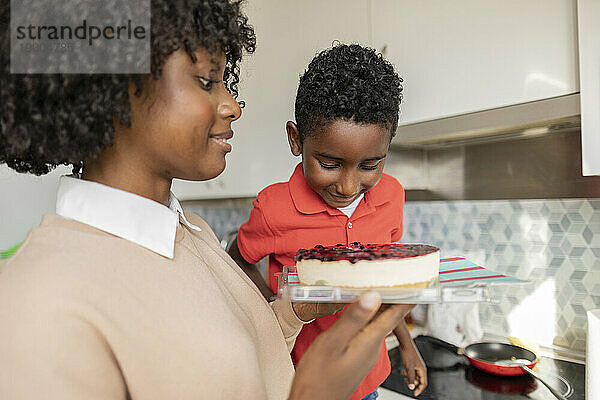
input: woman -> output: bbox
[0,1,410,399]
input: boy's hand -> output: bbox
[393,308,428,396]
[399,340,427,396]
[292,302,345,322]
[292,301,414,322]
[289,292,410,400]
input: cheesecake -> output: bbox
[294,242,440,288]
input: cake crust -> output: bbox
[308,280,434,289]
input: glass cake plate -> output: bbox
[278,257,529,304]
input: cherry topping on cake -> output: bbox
[295,242,439,263]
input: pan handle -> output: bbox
[520,365,572,400]
[417,335,462,355]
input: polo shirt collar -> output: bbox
[289,163,329,215]
[288,162,392,217]
[56,175,201,259]
[363,172,394,207]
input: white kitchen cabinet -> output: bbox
[578,0,600,176]
[172,0,371,199]
[370,0,579,125]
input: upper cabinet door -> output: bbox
[172,0,370,199]
[578,0,600,176]
[371,0,580,125]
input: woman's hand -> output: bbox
[288,292,409,400]
[292,302,345,322]
[399,340,427,396]
[375,303,414,319]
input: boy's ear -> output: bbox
[286,121,302,156]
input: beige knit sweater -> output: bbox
[0,213,303,400]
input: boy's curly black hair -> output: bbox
[0,0,255,175]
[294,43,403,143]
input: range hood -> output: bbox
[392,93,581,148]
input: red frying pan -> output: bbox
[423,335,537,375]
[422,336,571,400]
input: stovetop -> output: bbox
[382,336,585,400]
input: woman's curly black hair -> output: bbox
[0,0,255,175]
[294,43,403,143]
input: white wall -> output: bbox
[0,164,72,250]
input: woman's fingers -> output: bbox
[341,303,412,368]
[374,303,412,319]
[289,294,413,400]
[289,292,385,400]
[353,302,409,344]
[320,292,382,347]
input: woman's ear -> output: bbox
[286,121,302,156]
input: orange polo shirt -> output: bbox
[237,163,405,400]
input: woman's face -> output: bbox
[128,47,242,182]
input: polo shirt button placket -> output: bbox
[346,220,353,243]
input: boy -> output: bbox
[229,44,427,399]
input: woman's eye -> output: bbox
[318,161,339,169]
[197,76,219,90]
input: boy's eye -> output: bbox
[360,163,380,170]
[318,161,339,169]
[197,76,220,90]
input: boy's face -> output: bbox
[287,120,391,208]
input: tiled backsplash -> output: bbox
[403,199,600,353]
[187,198,600,353]
[190,206,251,244]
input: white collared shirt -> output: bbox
[55,176,201,259]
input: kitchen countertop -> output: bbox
[378,387,413,400]
[382,336,585,400]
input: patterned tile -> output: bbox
[189,206,251,241]
[590,199,600,210]
[401,198,600,353]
